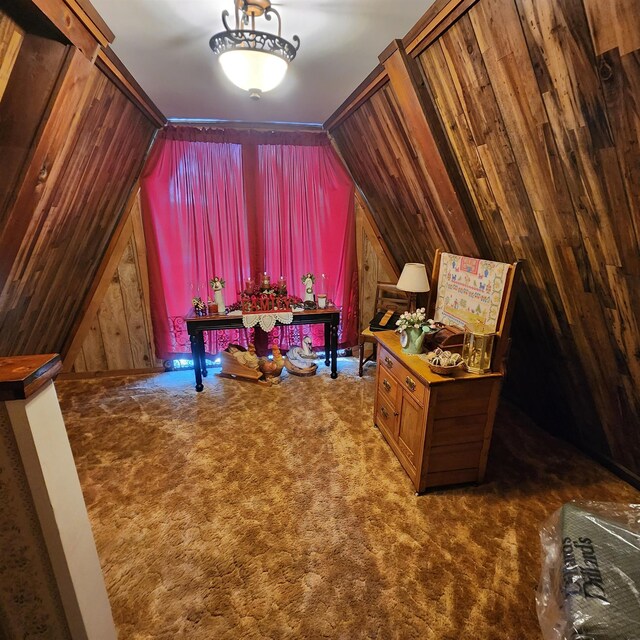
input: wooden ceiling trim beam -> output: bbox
[29,0,113,50]
[31,0,99,60]
[323,64,389,132]
[23,0,165,125]
[96,47,166,127]
[402,0,479,58]
[381,39,478,256]
[324,0,479,134]
[169,119,323,132]
[64,0,114,45]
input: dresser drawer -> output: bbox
[378,369,400,405]
[379,347,398,375]
[376,392,398,439]
[380,347,426,406]
[399,370,425,405]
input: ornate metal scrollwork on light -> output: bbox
[209,0,300,100]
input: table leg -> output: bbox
[198,332,208,377]
[190,333,204,392]
[324,322,330,366]
[330,321,338,379]
[253,326,269,357]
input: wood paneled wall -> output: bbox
[328,0,640,482]
[355,195,398,335]
[70,194,161,374]
[332,83,473,270]
[0,3,161,360]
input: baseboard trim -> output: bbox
[503,397,640,492]
[577,445,640,491]
[57,367,165,381]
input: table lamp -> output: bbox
[396,263,430,311]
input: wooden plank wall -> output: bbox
[355,196,396,335]
[71,194,160,374]
[0,5,160,360]
[332,83,472,272]
[329,0,640,480]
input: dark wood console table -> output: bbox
[185,308,341,391]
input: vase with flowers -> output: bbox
[396,307,431,354]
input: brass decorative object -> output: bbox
[462,323,496,374]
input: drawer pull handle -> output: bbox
[384,356,393,368]
[383,379,392,392]
[380,405,389,419]
[405,376,416,392]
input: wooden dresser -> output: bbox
[373,331,503,493]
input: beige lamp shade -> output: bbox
[396,263,430,293]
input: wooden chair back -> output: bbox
[374,283,411,315]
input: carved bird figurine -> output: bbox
[285,339,318,376]
[230,343,260,370]
[259,358,278,376]
[272,343,285,367]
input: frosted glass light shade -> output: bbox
[219,49,288,94]
[397,263,430,293]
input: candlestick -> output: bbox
[319,273,327,295]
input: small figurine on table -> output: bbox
[301,273,315,303]
[210,276,226,313]
[192,296,207,316]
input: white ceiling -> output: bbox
[90,0,435,125]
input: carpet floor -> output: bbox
[57,359,639,639]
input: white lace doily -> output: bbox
[242,312,294,332]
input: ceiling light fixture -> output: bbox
[209,0,300,100]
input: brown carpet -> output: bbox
[57,359,639,639]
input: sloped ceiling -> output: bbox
[329,0,640,483]
[88,0,435,124]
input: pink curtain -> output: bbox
[257,144,358,348]
[141,136,252,356]
[140,126,357,360]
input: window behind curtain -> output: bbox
[140,126,358,360]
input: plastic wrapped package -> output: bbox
[537,502,640,640]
